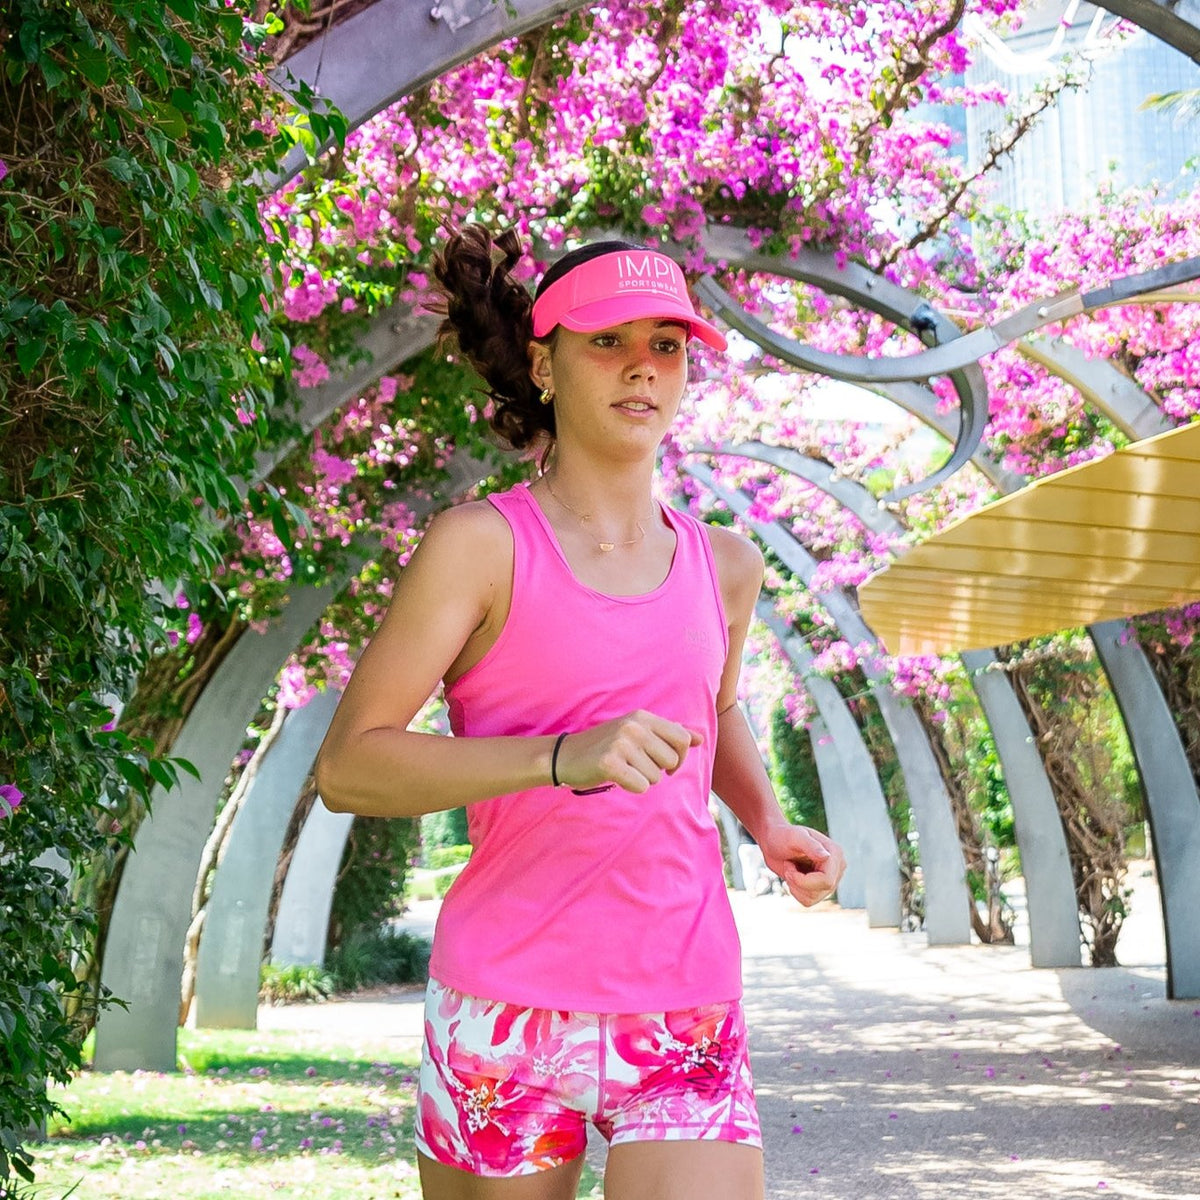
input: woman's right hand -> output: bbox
[553,711,702,794]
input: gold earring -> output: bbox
[539,387,554,406]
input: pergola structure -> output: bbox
[90,1,1200,1073]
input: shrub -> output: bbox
[426,844,472,870]
[326,929,431,992]
[420,807,470,854]
[258,964,335,1006]
[326,818,419,953]
[768,704,828,833]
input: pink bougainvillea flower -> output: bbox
[0,784,23,815]
[0,159,7,183]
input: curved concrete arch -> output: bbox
[1018,336,1175,440]
[690,441,903,538]
[688,461,971,944]
[960,649,1082,967]
[193,688,340,1029]
[689,437,1084,962]
[804,714,860,906]
[270,797,354,969]
[756,603,902,928]
[93,580,343,1072]
[94,458,490,1071]
[1091,619,1200,998]
[268,0,590,189]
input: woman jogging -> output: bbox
[315,225,846,1200]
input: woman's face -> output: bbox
[530,318,690,458]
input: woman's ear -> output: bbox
[528,340,552,391]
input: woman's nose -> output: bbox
[623,341,657,380]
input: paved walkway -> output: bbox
[261,885,1200,1199]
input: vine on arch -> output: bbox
[998,640,1138,966]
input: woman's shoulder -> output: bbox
[702,522,764,619]
[703,522,764,577]
[412,496,513,577]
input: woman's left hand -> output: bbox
[758,824,846,908]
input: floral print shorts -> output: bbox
[413,978,762,1177]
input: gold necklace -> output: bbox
[543,476,652,553]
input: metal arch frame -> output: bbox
[242,250,1191,504]
[694,241,1200,500]
[699,254,1200,384]
[686,461,973,945]
[1100,0,1200,65]
[695,229,989,502]
[689,441,902,537]
[263,0,1200,190]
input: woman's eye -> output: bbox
[593,334,619,347]
[656,339,684,354]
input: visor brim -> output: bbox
[550,298,728,352]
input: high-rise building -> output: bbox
[964,0,1200,214]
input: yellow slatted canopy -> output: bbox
[858,421,1200,655]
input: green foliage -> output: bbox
[326,929,432,992]
[767,704,827,833]
[426,843,473,870]
[258,963,335,1006]
[433,871,461,899]
[0,0,323,1183]
[420,808,470,857]
[326,818,419,952]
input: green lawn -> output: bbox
[26,1025,602,1199]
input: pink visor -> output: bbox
[531,250,727,351]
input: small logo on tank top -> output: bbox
[684,626,711,651]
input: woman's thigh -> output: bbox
[602,1140,764,1200]
[418,1150,585,1200]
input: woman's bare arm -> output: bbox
[314,502,559,816]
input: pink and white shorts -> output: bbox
[413,978,762,1177]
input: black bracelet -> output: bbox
[550,732,569,787]
[550,731,615,795]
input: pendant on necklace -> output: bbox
[598,542,615,553]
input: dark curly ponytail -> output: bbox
[431,225,643,451]
[431,225,548,451]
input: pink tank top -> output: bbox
[429,482,743,1012]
